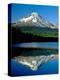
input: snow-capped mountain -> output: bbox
[15,12,56,29]
[13,55,58,70]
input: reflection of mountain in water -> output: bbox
[13,55,58,71]
[12,42,58,71]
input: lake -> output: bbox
[11,59,58,76]
[13,42,58,49]
[10,42,58,76]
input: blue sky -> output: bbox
[10,4,58,25]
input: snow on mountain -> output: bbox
[16,12,56,29]
[13,55,58,70]
[19,12,38,23]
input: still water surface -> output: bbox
[13,42,58,49]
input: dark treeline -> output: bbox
[11,26,58,43]
[8,24,58,58]
[11,47,58,58]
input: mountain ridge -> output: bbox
[14,12,57,29]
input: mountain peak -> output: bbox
[18,12,39,23]
[31,12,39,17]
[16,12,56,29]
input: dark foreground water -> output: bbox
[11,59,58,76]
